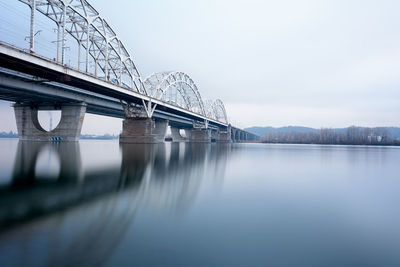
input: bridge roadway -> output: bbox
[0,43,258,142]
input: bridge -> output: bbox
[0,0,259,143]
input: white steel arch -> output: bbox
[144,72,229,123]
[203,99,215,119]
[18,0,147,94]
[212,99,228,124]
[144,71,206,116]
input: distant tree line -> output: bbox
[261,126,400,145]
[80,134,118,140]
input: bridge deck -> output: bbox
[0,43,228,129]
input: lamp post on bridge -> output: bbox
[29,0,36,54]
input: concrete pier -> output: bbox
[188,128,211,143]
[14,102,86,142]
[119,118,168,143]
[170,127,186,142]
[217,131,232,143]
[184,129,192,140]
[211,130,217,142]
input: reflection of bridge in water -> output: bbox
[0,141,231,266]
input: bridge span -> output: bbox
[0,0,259,143]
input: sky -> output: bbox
[1,0,400,134]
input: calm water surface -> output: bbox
[0,139,399,267]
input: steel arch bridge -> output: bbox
[12,0,229,124]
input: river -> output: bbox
[0,139,399,266]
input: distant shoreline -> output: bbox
[260,141,400,147]
[245,126,400,146]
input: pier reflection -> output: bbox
[0,141,230,267]
[11,141,84,187]
[121,143,230,213]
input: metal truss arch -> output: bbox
[144,71,206,116]
[212,99,228,124]
[18,0,146,94]
[203,99,214,119]
[203,99,228,124]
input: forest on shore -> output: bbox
[246,126,400,146]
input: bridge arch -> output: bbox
[202,99,228,124]
[203,99,214,119]
[144,72,206,116]
[211,99,228,124]
[18,0,146,94]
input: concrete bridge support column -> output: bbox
[232,129,240,143]
[170,127,186,142]
[211,130,217,142]
[14,102,86,142]
[239,131,244,142]
[217,131,232,142]
[216,126,232,143]
[119,118,168,144]
[183,129,191,140]
[188,128,211,143]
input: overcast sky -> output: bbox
[1,0,399,133]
